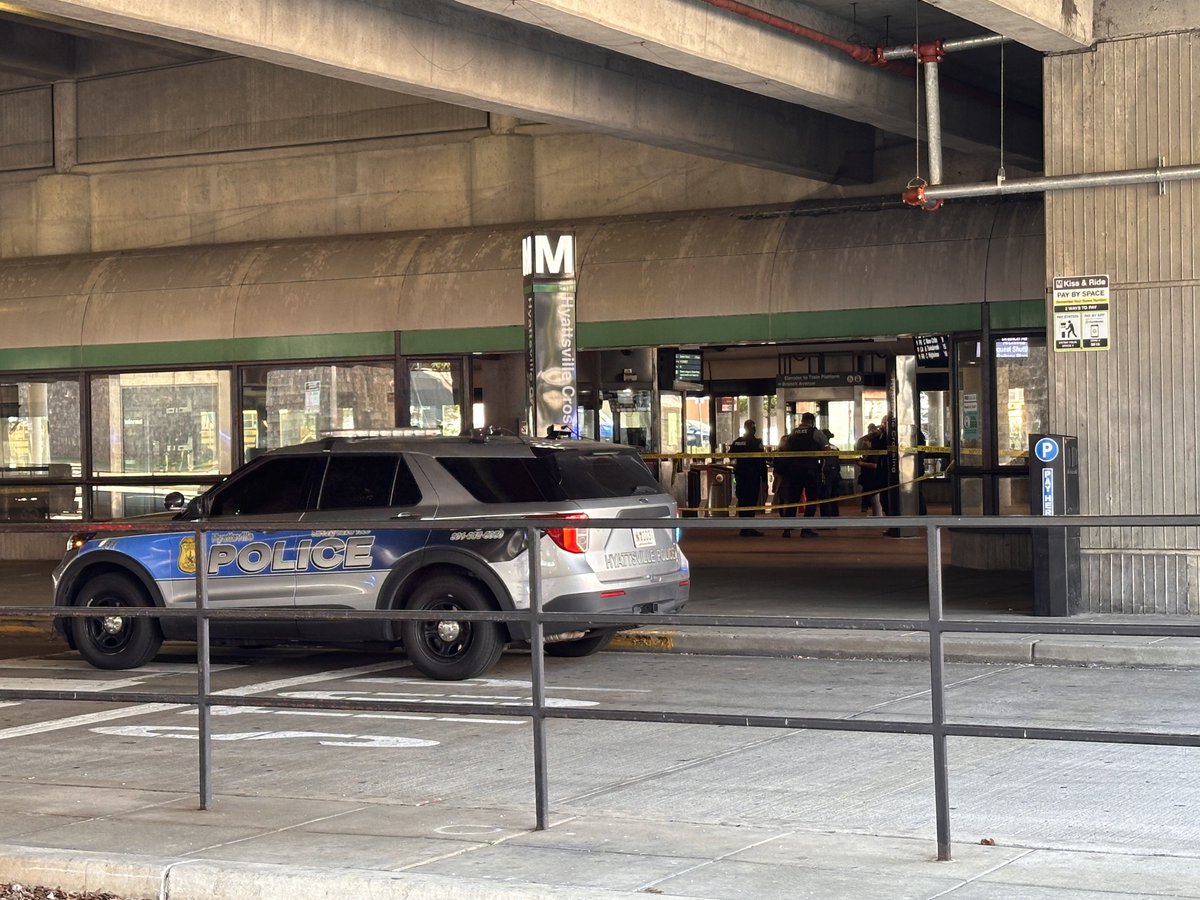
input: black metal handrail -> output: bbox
[2,513,1200,862]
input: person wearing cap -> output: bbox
[729,419,768,536]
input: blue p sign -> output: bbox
[1035,437,1059,463]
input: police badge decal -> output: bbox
[178,537,197,574]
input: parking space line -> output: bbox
[0,658,413,741]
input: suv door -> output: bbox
[295,452,434,640]
[199,455,325,639]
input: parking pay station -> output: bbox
[1028,434,1080,616]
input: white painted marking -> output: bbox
[182,706,520,726]
[282,689,598,708]
[211,660,406,697]
[0,676,171,692]
[0,658,409,742]
[0,703,185,741]
[352,676,647,694]
[91,724,438,749]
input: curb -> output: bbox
[0,846,646,900]
[610,628,1200,668]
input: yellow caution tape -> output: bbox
[641,445,953,461]
[676,464,955,515]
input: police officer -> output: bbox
[782,411,829,538]
[730,419,767,536]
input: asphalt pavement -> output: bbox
[1,523,1198,898]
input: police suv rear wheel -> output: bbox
[544,629,615,658]
[71,573,163,670]
[401,575,504,681]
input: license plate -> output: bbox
[633,528,656,548]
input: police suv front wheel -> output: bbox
[401,575,505,681]
[70,573,163,670]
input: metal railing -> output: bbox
[3,513,1200,862]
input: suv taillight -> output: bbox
[537,513,590,554]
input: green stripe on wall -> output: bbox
[400,326,525,355]
[989,299,1045,330]
[0,302,1044,372]
[0,333,395,372]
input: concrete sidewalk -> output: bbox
[3,806,1198,900]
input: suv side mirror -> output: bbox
[163,491,186,511]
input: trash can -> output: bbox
[705,464,734,517]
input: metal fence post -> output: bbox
[926,522,951,860]
[527,524,549,830]
[195,525,213,810]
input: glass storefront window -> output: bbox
[242,363,394,462]
[91,483,210,521]
[0,484,82,521]
[409,361,460,435]
[91,371,231,477]
[1,377,81,477]
[956,340,984,467]
[685,396,712,450]
[995,335,1047,468]
[659,392,683,454]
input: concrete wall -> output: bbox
[0,56,825,259]
[1044,31,1200,613]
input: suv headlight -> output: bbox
[66,531,96,553]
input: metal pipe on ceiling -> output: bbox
[882,34,1009,60]
[903,163,1200,208]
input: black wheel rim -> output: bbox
[417,599,471,661]
[83,597,134,655]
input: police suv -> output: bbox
[52,434,690,680]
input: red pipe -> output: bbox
[701,0,885,65]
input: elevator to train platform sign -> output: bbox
[1052,274,1110,352]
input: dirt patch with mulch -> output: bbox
[0,885,147,900]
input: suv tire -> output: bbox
[70,573,163,670]
[401,574,505,680]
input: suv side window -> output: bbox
[318,455,423,509]
[208,457,324,516]
[436,456,565,503]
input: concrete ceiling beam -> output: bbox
[925,0,1093,52]
[447,0,1041,168]
[13,0,876,181]
[0,20,75,80]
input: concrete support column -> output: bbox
[52,80,78,173]
[469,122,535,225]
[35,174,91,255]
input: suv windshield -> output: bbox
[437,447,660,503]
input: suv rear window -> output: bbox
[536,448,662,499]
[437,448,660,503]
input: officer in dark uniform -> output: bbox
[786,411,829,538]
[730,419,767,536]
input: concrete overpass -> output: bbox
[3,0,1073,179]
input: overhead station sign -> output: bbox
[1052,274,1110,352]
